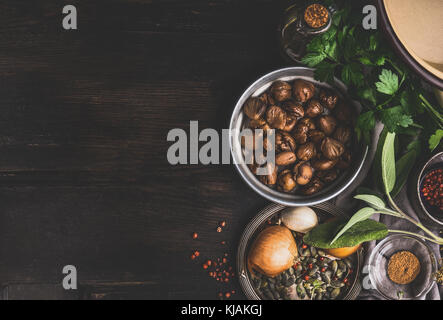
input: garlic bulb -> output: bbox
[281,207,318,233]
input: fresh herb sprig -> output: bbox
[332,132,443,246]
[301,1,443,151]
[305,131,443,248]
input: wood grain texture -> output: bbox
[0,0,289,299]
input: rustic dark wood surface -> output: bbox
[0,0,298,299]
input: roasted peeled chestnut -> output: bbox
[319,89,339,110]
[276,151,297,166]
[270,80,292,102]
[298,118,316,130]
[317,115,337,136]
[294,162,314,186]
[316,169,338,183]
[259,92,275,106]
[241,130,263,150]
[243,97,266,120]
[259,163,277,185]
[263,136,274,152]
[309,130,325,144]
[248,160,259,175]
[276,131,297,152]
[282,100,305,119]
[247,118,266,130]
[334,102,353,123]
[336,150,352,169]
[292,79,315,103]
[321,137,345,160]
[277,169,297,192]
[266,105,287,130]
[297,142,316,161]
[283,116,297,132]
[312,158,338,171]
[302,177,324,195]
[292,123,309,144]
[333,126,352,144]
[305,99,324,118]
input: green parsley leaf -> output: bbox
[314,62,336,84]
[324,40,338,61]
[429,129,443,151]
[341,63,364,87]
[358,87,377,107]
[380,106,413,132]
[356,110,376,143]
[376,69,399,95]
[369,34,378,51]
[306,36,323,53]
[301,52,327,67]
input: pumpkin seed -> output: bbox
[338,260,347,272]
[331,260,338,274]
[331,280,345,288]
[310,246,317,256]
[330,288,341,299]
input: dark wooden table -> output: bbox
[0,0,297,299]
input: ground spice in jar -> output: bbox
[387,251,421,285]
[304,4,329,29]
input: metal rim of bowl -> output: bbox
[237,202,363,300]
[415,151,443,226]
[368,234,438,300]
[229,67,369,207]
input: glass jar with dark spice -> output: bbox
[278,2,335,62]
[420,167,443,215]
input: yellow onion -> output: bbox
[248,225,298,277]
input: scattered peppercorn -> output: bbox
[220,221,226,227]
[194,251,200,257]
[203,263,208,269]
[192,232,198,239]
[225,292,231,298]
[216,226,222,233]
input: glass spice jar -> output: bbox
[278,1,336,63]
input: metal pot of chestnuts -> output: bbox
[229,67,368,206]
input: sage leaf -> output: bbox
[330,207,376,245]
[391,149,417,197]
[373,127,388,191]
[304,219,388,249]
[381,132,396,193]
[354,194,386,210]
